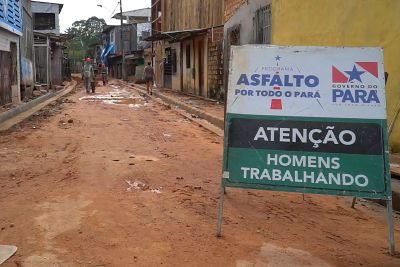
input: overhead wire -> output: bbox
[110,2,120,18]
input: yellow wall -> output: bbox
[272,0,400,152]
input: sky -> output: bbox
[54,0,151,32]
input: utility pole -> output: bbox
[120,0,126,80]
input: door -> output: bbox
[198,40,204,96]
[182,41,194,94]
[10,42,18,102]
[0,51,12,106]
[34,46,48,84]
[164,47,172,89]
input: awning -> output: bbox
[126,54,141,59]
[33,31,74,42]
[145,28,208,42]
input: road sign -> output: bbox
[217,45,395,255]
[223,46,390,198]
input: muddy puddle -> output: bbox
[79,88,147,108]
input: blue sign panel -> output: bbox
[0,0,22,35]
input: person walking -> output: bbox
[83,58,94,93]
[101,63,108,86]
[143,62,155,95]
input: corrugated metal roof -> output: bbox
[113,8,151,21]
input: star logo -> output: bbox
[275,56,281,61]
[345,65,365,83]
[332,62,379,83]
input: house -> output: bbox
[32,0,66,87]
[224,0,400,151]
[0,0,23,106]
[101,8,151,81]
[101,24,137,79]
[112,7,151,50]
[20,0,35,99]
[148,0,225,100]
[115,8,151,80]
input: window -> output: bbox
[110,31,115,43]
[33,13,56,31]
[253,4,272,44]
[228,25,240,46]
[142,31,150,39]
[0,0,22,33]
[172,49,177,74]
[186,45,191,68]
[122,25,130,41]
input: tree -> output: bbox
[65,16,106,60]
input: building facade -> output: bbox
[149,0,224,100]
[101,24,138,79]
[113,8,151,51]
[110,8,151,81]
[20,0,35,99]
[32,0,61,34]
[0,0,23,106]
[32,0,65,86]
[224,0,400,151]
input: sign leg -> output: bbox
[216,185,225,237]
[387,198,396,256]
[351,197,357,208]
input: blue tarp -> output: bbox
[100,43,116,67]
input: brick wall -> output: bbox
[209,26,224,43]
[224,0,247,22]
[207,27,224,101]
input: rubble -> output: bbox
[125,180,162,194]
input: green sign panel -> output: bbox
[222,46,391,199]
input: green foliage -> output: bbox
[65,16,106,60]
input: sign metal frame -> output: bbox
[216,45,395,256]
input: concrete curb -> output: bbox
[0,82,71,125]
[391,179,400,212]
[126,83,223,137]
[0,81,77,131]
[131,84,225,129]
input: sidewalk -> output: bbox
[0,81,77,132]
[129,83,225,129]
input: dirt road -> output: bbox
[0,80,399,266]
